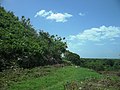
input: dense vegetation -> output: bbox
[0,6,67,71]
[80,58,120,71]
[64,50,81,66]
[63,51,120,71]
[0,66,101,90]
[0,6,120,90]
[0,66,119,90]
[0,5,120,72]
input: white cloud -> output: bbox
[68,26,120,42]
[67,26,120,58]
[46,13,72,22]
[79,12,85,16]
[34,10,72,22]
[34,10,52,17]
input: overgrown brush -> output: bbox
[0,66,57,89]
[64,76,120,90]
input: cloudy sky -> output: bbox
[1,0,120,58]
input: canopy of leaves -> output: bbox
[0,6,67,71]
[64,50,81,65]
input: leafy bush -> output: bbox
[0,6,67,71]
[80,58,120,71]
[64,50,81,65]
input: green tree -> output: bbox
[64,50,81,65]
[0,6,67,71]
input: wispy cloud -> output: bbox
[67,26,120,58]
[68,26,120,42]
[79,12,85,16]
[46,13,72,22]
[34,10,52,17]
[34,10,72,22]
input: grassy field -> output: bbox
[0,66,100,90]
[0,65,120,90]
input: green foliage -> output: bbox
[64,71,120,90]
[80,58,120,71]
[0,66,57,90]
[0,66,101,90]
[0,6,67,71]
[64,81,79,90]
[0,65,119,90]
[113,60,120,70]
[77,76,120,90]
[64,50,81,65]
[82,60,104,71]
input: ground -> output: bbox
[0,65,120,90]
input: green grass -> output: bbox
[8,66,101,90]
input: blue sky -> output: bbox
[1,0,120,58]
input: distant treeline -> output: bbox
[80,58,120,71]
[64,51,120,71]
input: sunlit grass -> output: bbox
[9,66,101,90]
